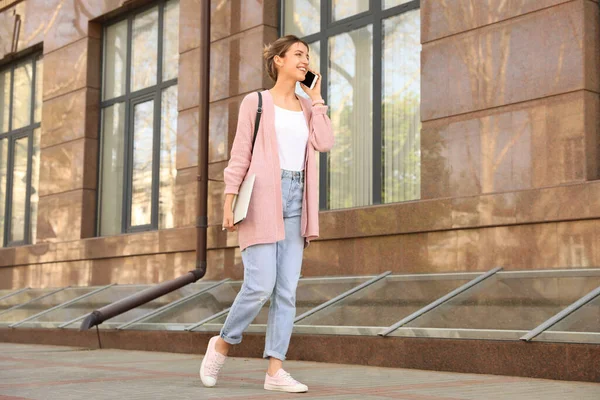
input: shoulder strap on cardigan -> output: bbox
[251,92,262,154]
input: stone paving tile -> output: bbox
[407,381,600,400]
[0,366,143,386]
[0,343,599,400]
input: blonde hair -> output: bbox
[263,35,309,82]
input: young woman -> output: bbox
[199,35,334,393]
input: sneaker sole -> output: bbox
[264,383,308,393]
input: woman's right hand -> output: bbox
[223,194,237,232]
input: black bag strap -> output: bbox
[251,92,263,154]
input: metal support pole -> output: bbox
[185,307,231,331]
[0,287,29,302]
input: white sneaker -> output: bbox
[199,336,227,387]
[264,369,308,393]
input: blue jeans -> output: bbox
[220,170,305,361]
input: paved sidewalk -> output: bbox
[0,343,598,399]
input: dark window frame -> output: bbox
[0,53,42,247]
[280,0,420,209]
[97,0,178,236]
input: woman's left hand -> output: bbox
[300,70,323,102]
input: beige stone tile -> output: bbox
[211,0,278,42]
[43,38,100,101]
[584,0,600,93]
[39,139,97,196]
[177,107,199,169]
[420,41,449,122]
[558,220,596,268]
[422,0,577,43]
[180,0,202,53]
[584,92,600,181]
[426,230,458,272]
[420,122,450,199]
[178,47,201,111]
[41,88,100,149]
[173,167,196,228]
[37,190,92,242]
[209,94,246,163]
[210,26,277,102]
[423,2,586,118]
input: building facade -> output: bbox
[0,0,598,289]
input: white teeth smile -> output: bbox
[299,67,306,72]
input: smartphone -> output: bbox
[301,70,319,90]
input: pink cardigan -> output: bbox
[224,90,334,251]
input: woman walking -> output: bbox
[199,35,334,393]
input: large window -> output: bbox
[0,54,43,247]
[98,0,179,236]
[283,0,421,209]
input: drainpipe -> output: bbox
[80,1,210,331]
[194,0,210,280]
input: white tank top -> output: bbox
[274,105,309,171]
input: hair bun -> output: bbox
[263,43,272,60]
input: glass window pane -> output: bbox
[382,10,421,203]
[0,289,17,300]
[159,86,177,229]
[297,275,472,327]
[20,285,150,327]
[0,287,98,323]
[132,282,241,330]
[404,273,600,332]
[284,0,320,37]
[162,0,180,82]
[384,0,413,9]
[0,139,7,246]
[12,62,33,130]
[0,69,10,133]
[103,20,128,101]
[30,128,40,244]
[10,136,29,243]
[131,6,159,92]
[34,57,43,123]
[131,99,155,227]
[99,103,126,236]
[209,277,373,327]
[69,282,212,328]
[331,0,368,22]
[542,294,600,334]
[0,288,60,314]
[328,25,373,209]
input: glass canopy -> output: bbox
[293,273,476,335]
[61,282,213,329]
[0,269,598,344]
[0,288,62,314]
[0,289,23,301]
[1,287,103,326]
[17,285,150,329]
[124,281,242,331]
[191,276,373,332]
[389,270,600,340]
[535,291,600,344]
